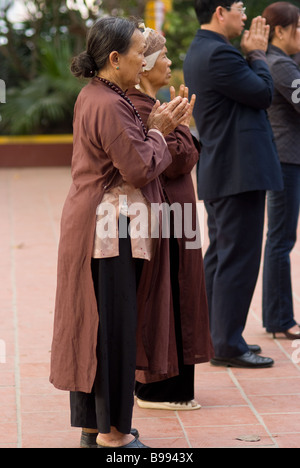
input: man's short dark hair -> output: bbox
[194,0,235,24]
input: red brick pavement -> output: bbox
[0,167,300,448]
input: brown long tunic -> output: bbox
[127,88,214,384]
[50,79,174,393]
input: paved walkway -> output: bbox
[0,167,300,448]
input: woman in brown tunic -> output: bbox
[49,17,190,449]
[128,28,214,411]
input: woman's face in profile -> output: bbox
[118,30,147,89]
[146,47,173,89]
[282,17,300,55]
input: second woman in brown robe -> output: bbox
[128,27,214,410]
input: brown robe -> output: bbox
[127,88,214,384]
[50,78,174,393]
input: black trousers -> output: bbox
[204,191,266,358]
[135,236,195,403]
[70,229,143,434]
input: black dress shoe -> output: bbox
[248,344,261,354]
[210,351,274,369]
[80,428,139,448]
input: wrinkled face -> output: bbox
[146,46,172,88]
[118,29,147,89]
[223,2,247,39]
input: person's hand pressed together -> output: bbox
[170,84,196,127]
[147,95,190,136]
[241,16,270,54]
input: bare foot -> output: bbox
[96,426,135,448]
[288,325,300,335]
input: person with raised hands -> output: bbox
[184,1,283,369]
[50,16,190,449]
[261,2,300,341]
[127,26,214,412]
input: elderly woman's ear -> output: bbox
[109,51,120,68]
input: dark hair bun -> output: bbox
[70,17,138,79]
[70,52,97,78]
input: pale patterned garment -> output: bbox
[92,182,157,260]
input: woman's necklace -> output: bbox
[143,92,157,105]
[95,76,148,137]
[138,87,157,105]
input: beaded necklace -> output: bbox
[142,91,156,104]
[95,76,148,137]
[138,88,157,105]
[145,94,157,104]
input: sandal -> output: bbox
[136,398,201,411]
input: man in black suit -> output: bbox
[184,1,283,368]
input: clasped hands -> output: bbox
[241,16,270,54]
[147,84,196,136]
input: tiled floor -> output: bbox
[0,167,299,448]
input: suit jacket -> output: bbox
[183,29,283,200]
[266,44,300,165]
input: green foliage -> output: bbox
[0,0,148,135]
[163,5,198,69]
[0,38,84,134]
